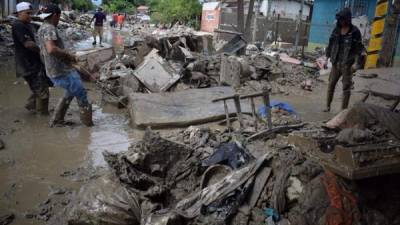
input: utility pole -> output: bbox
[237,0,245,33]
[252,0,261,43]
[244,0,256,41]
[294,0,304,52]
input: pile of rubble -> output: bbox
[0,22,14,57]
[55,12,92,42]
[48,99,400,225]
[98,31,322,112]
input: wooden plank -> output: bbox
[128,87,253,128]
[248,166,272,207]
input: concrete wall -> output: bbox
[219,8,309,45]
[259,0,311,20]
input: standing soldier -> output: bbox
[38,4,93,127]
[12,2,50,115]
[324,8,364,112]
[91,7,106,47]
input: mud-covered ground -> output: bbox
[0,27,380,225]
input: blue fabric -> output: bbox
[51,70,88,106]
[258,100,297,118]
[264,208,280,222]
[270,100,297,115]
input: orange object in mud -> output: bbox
[321,171,359,225]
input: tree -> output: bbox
[71,0,94,11]
[102,0,136,13]
[149,0,201,25]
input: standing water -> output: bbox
[0,28,140,225]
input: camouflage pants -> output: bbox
[326,64,352,110]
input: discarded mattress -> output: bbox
[128,87,252,128]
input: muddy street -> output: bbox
[0,47,139,224]
[0,32,334,225]
[1,1,400,224]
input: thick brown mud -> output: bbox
[0,27,370,225]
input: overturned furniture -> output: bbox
[289,103,400,180]
[289,131,400,180]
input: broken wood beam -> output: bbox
[248,123,307,141]
[214,29,244,36]
[212,94,239,102]
[240,90,271,100]
[261,90,273,129]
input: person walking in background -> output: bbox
[38,4,93,127]
[91,7,106,47]
[12,2,50,115]
[112,11,118,28]
[324,8,363,112]
[118,13,125,30]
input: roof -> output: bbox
[137,6,149,10]
[203,2,220,11]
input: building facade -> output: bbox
[308,0,377,47]
[259,0,312,20]
[308,0,400,67]
[201,2,221,33]
[0,0,17,17]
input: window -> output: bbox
[351,0,369,17]
[338,0,369,17]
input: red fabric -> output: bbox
[321,171,359,225]
[112,14,118,22]
[118,15,124,24]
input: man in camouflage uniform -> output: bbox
[324,8,364,112]
[38,4,93,127]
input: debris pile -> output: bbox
[0,22,14,57]
[56,13,92,43]
[56,106,400,225]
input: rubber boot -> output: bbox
[25,94,36,112]
[50,97,72,127]
[342,92,351,110]
[79,104,93,127]
[36,97,49,115]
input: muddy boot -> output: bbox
[80,104,93,127]
[342,92,351,110]
[36,98,49,115]
[25,94,36,112]
[50,97,72,127]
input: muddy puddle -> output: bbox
[0,32,141,224]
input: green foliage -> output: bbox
[148,0,201,25]
[102,0,136,13]
[71,0,94,10]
